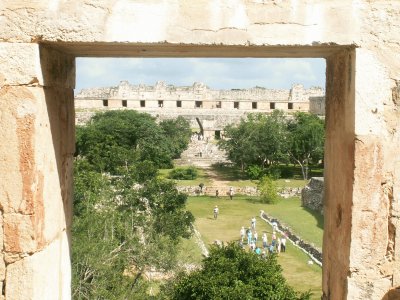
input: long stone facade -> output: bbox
[1,1,400,300]
[75,81,324,112]
[75,81,325,138]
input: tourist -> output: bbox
[271,231,277,246]
[262,233,268,249]
[240,226,245,242]
[250,241,256,251]
[215,189,219,198]
[251,217,256,230]
[229,187,234,200]
[213,205,219,219]
[281,236,287,252]
[269,243,275,254]
[272,221,278,231]
[247,229,252,245]
[253,231,258,245]
[277,237,281,253]
[261,250,267,259]
[255,247,261,255]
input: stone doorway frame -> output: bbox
[48,42,354,299]
[3,42,359,299]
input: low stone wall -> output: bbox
[177,185,302,198]
[301,177,324,214]
[176,185,259,197]
[260,211,322,266]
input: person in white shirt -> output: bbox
[262,233,268,249]
[213,205,219,219]
[251,217,256,229]
[281,236,287,252]
[240,226,245,242]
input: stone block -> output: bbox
[0,42,75,88]
[6,231,71,300]
[0,43,41,87]
[0,86,38,214]
[354,49,393,137]
[0,86,71,248]
[39,46,75,88]
[301,177,324,214]
[3,213,37,253]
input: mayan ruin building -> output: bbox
[75,81,325,138]
[1,1,400,299]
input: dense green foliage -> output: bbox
[160,117,192,159]
[219,111,289,172]
[258,175,280,204]
[72,111,194,299]
[168,167,198,180]
[287,112,325,180]
[75,111,191,173]
[162,243,310,300]
[72,162,194,299]
[219,111,324,179]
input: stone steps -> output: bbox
[176,139,229,167]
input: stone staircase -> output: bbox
[175,139,229,167]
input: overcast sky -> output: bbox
[75,58,326,92]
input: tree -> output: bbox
[160,116,192,159]
[73,111,195,299]
[258,175,280,204]
[72,165,194,299]
[162,243,310,300]
[75,110,189,174]
[218,111,289,173]
[287,112,325,180]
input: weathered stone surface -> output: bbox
[40,46,75,88]
[0,1,399,299]
[354,49,393,137]
[0,86,39,215]
[323,50,355,300]
[301,177,324,214]
[3,213,37,253]
[0,211,3,251]
[5,231,71,300]
[75,81,325,135]
[0,255,5,281]
[0,43,41,86]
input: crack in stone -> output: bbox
[191,27,247,32]
[253,21,317,26]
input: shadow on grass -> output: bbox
[301,206,324,230]
[210,163,247,181]
[243,197,261,204]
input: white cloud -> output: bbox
[76,57,326,92]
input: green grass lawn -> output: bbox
[260,197,324,249]
[209,163,247,181]
[275,178,309,188]
[210,163,323,181]
[186,195,323,299]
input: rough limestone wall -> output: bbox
[0,44,75,299]
[301,177,324,214]
[0,1,400,299]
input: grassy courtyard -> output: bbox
[186,195,323,299]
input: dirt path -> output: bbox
[203,167,231,188]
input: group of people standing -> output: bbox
[239,217,287,256]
